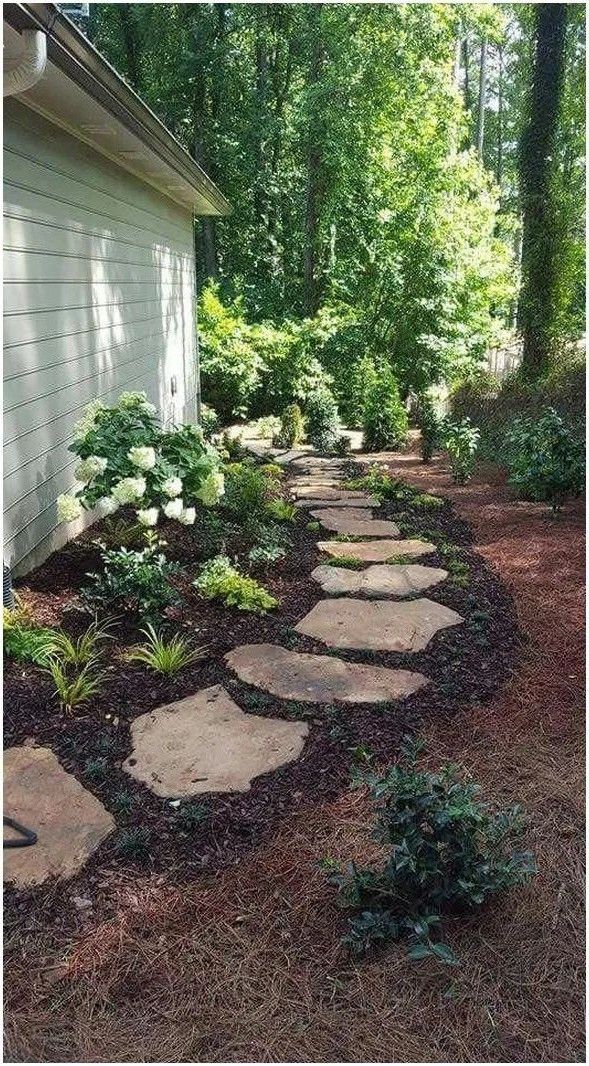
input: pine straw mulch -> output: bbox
[3,449,585,1063]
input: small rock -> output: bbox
[71,896,93,911]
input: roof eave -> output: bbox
[3,2,231,216]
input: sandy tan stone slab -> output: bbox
[318,538,436,562]
[123,685,308,797]
[311,563,448,597]
[292,486,377,501]
[295,597,463,652]
[294,493,381,509]
[310,508,400,537]
[3,747,115,888]
[275,449,309,464]
[225,644,427,704]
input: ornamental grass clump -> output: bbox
[194,555,278,612]
[326,738,535,962]
[57,392,224,533]
[127,624,208,676]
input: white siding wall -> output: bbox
[4,99,199,575]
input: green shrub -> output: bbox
[194,555,278,612]
[416,394,443,462]
[274,404,305,448]
[81,540,180,621]
[413,493,444,510]
[326,738,535,960]
[443,418,480,483]
[222,462,277,521]
[256,416,282,441]
[305,388,340,453]
[346,466,412,501]
[200,403,220,440]
[248,543,287,568]
[362,367,408,452]
[265,498,298,523]
[197,283,264,420]
[505,406,585,512]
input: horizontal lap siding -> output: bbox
[3,100,198,575]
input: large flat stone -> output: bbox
[292,486,378,502]
[311,563,448,597]
[294,494,381,509]
[310,508,400,537]
[4,747,115,888]
[225,644,427,704]
[318,538,436,562]
[295,597,463,652]
[123,685,308,797]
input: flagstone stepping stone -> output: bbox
[225,644,427,704]
[310,508,400,537]
[123,685,308,797]
[4,746,115,888]
[311,563,448,597]
[318,538,436,562]
[292,486,376,501]
[295,495,381,509]
[295,597,463,653]
[275,449,309,465]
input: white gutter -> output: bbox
[3,29,47,97]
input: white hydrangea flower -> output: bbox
[74,455,108,482]
[163,498,184,520]
[57,493,83,523]
[72,400,105,441]
[162,475,183,498]
[95,496,119,517]
[136,507,159,527]
[111,477,147,504]
[128,445,157,470]
[196,470,225,507]
[118,390,147,408]
[142,401,157,415]
[179,507,196,525]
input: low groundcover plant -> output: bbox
[194,555,278,612]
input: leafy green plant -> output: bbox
[81,540,180,621]
[274,403,305,448]
[345,466,412,501]
[305,388,340,452]
[256,416,282,440]
[326,738,535,961]
[222,461,277,521]
[194,555,278,612]
[413,493,444,510]
[362,367,409,451]
[446,559,470,587]
[444,418,480,484]
[127,624,208,676]
[84,756,109,781]
[259,462,285,479]
[324,555,365,570]
[111,791,133,815]
[200,403,220,441]
[505,406,585,512]
[306,520,321,532]
[115,827,151,858]
[45,659,104,714]
[3,614,59,666]
[265,498,298,523]
[173,802,208,831]
[47,617,118,667]
[385,554,412,564]
[248,543,287,568]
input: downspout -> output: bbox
[3,30,47,97]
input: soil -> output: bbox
[5,466,518,908]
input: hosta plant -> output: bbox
[326,738,535,962]
[194,555,278,613]
[443,418,480,484]
[58,392,224,532]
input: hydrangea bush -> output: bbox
[57,392,224,528]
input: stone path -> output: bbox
[295,597,463,653]
[311,563,448,597]
[7,451,466,886]
[123,685,307,796]
[4,747,114,888]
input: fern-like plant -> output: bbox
[127,624,208,676]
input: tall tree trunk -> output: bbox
[303,4,325,316]
[518,3,568,378]
[462,36,470,113]
[496,44,504,192]
[476,37,487,154]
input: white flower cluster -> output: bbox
[57,494,84,523]
[162,475,182,498]
[128,445,157,470]
[111,477,146,504]
[119,391,157,414]
[74,455,108,483]
[72,400,105,441]
[96,496,119,517]
[136,507,159,527]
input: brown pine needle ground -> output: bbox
[4,449,585,1063]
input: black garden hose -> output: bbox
[3,817,37,848]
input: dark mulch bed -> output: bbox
[4,462,520,924]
